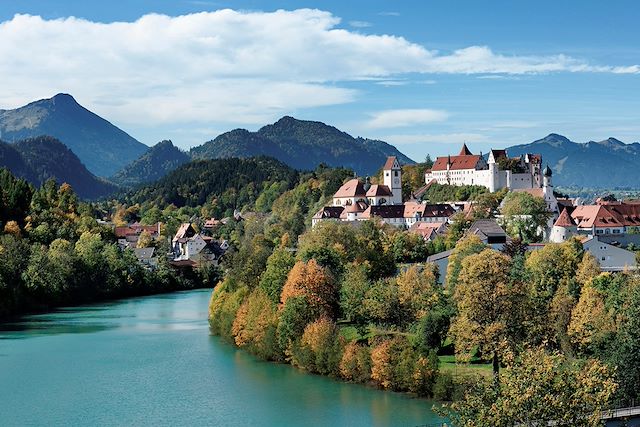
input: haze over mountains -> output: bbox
[1,93,640,197]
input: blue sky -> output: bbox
[0,1,638,161]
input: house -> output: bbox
[424,144,543,192]
[133,247,158,269]
[582,236,637,272]
[549,200,640,245]
[408,221,448,241]
[171,223,227,266]
[115,222,162,249]
[203,218,221,229]
[465,219,508,249]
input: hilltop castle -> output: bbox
[424,143,544,192]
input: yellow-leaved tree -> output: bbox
[449,248,528,375]
[440,347,617,427]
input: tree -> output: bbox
[568,284,616,355]
[611,281,640,400]
[396,264,440,323]
[259,246,295,303]
[231,289,280,360]
[136,230,153,248]
[340,341,371,383]
[449,249,528,375]
[280,259,336,319]
[500,191,551,243]
[3,220,21,237]
[576,251,601,287]
[440,347,617,427]
[445,234,486,291]
[339,262,372,325]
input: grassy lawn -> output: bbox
[438,355,493,378]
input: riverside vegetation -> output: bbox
[205,163,640,426]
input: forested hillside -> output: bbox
[0,136,117,199]
[191,116,414,175]
[111,140,190,187]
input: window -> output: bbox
[394,171,398,177]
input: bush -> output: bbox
[339,341,371,383]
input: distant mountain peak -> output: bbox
[507,133,640,189]
[51,93,78,104]
[533,133,573,147]
[0,94,147,176]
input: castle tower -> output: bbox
[487,150,498,193]
[543,165,552,189]
[383,156,403,205]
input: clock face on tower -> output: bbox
[393,177,400,186]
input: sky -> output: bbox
[0,0,639,161]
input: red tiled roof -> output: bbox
[409,221,447,239]
[570,205,636,228]
[459,143,473,156]
[513,188,544,198]
[431,155,482,171]
[313,206,344,219]
[383,156,398,170]
[340,201,369,219]
[360,205,405,219]
[366,184,393,197]
[334,179,367,198]
[554,208,576,227]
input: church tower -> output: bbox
[383,156,403,205]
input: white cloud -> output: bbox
[349,20,372,28]
[384,132,489,145]
[366,109,449,129]
[0,10,637,129]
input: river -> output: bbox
[0,289,443,426]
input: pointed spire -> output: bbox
[543,165,552,177]
[459,143,473,156]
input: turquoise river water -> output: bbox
[0,289,443,426]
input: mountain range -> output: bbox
[0,94,147,177]
[507,134,640,188]
[2,93,640,195]
[0,136,116,199]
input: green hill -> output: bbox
[191,116,414,175]
[0,136,117,199]
[111,140,190,187]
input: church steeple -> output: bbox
[459,143,473,156]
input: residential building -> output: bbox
[171,223,227,266]
[115,222,162,249]
[582,236,637,272]
[465,218,508,250]
[408,221,448,241]
[549,200,640,244]
[133,247,158,269]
